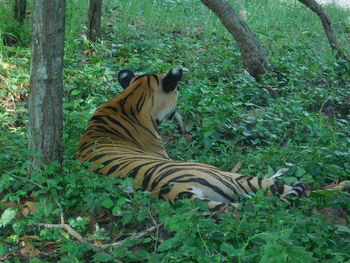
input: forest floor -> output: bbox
[1,0,350,262]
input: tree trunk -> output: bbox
[201,0,273,80]
[29,0,65,174]
[13,0,27,24]
[297,0,348,60]
[88,0,102,42]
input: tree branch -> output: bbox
[201,0,273,80]
[297,0,348,60]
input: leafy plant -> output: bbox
[1,0,350,262]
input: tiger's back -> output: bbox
[78,70,178,160]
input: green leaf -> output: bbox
[0,243,8,257]
[70,89,81,95]
[220,243,241,256]
[101,198,113,209]
[122,213,133,225]
[93,253,112,263]
[143,237,153,244]
[29,258,42,263]
[0,208,17,227]
[136,213,147,222]
[295,167,306,177]
[90,56,101,65]
[283,177,298,184]
[259,230,313,263]
[112,206,121,216]
[336,225,350,234]
[157,238,177,252]
[266,166,274,177]
[310,190,336,199]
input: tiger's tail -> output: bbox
[188,181,307,214]
[280,182,306,205]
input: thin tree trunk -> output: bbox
[88,0,102,42]
[29,0,65,174]
[13,0,27,24]
[201,0,273,80]
[298,0,348,60]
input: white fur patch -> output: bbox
[191,187,204,198]
[119,71,129,79]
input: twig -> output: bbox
[54,199,65,224]
[148,210,158,226]
[11,94,16,109]
[259,84,279,94]
[37,223,87,244]
[99,223,163,248]
[174,111,186,134]
[36,223,105,254]
[4,170,44,189]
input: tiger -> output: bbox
[77,68,349,213]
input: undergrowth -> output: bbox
[1,0,350,262]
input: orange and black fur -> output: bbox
[77,69,348,213]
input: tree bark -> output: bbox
[13,0,27,24]
[298,0,348,60]
[201,0,273,80]
[88,0,102,42]
[29,0,65,174]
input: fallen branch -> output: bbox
[36,223,88,244]
[99,207,199,248]
[259,84,279,94]
[99,223,163,248]
[36,222,107,254]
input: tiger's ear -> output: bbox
[118,69,135,89]
[162,69,183,93]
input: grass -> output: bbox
[1,0,350,262]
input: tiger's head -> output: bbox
[117,69,183,125]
